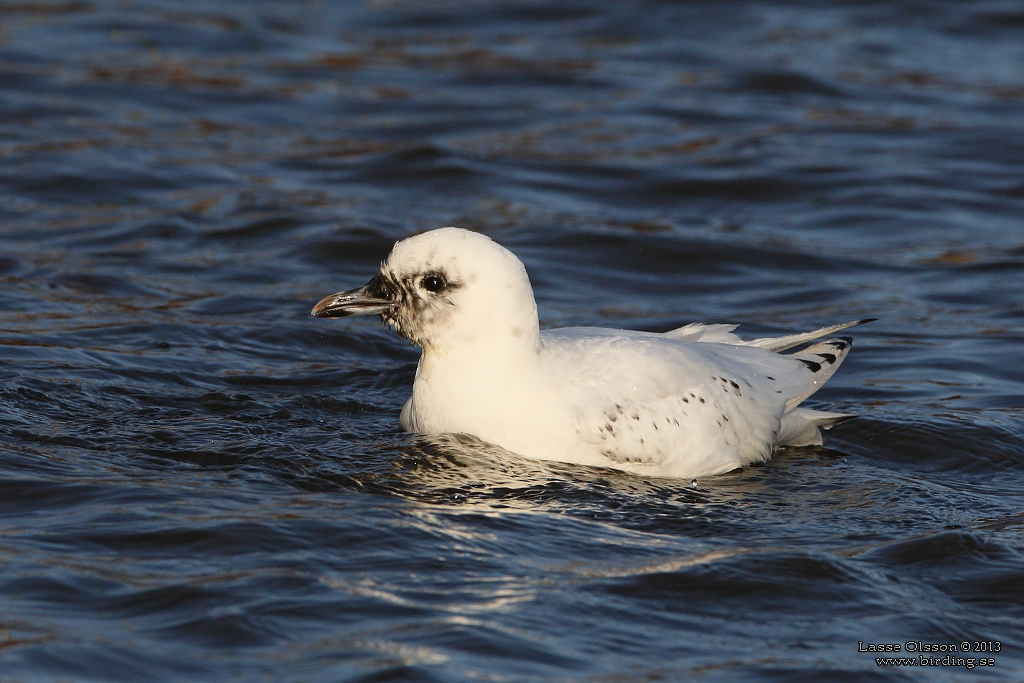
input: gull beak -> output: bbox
[311,284,396,318]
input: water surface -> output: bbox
[1,1,1023,681]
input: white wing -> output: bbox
[539,329,806,475]
[539,323,863,476]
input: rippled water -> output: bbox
[2,1,1023,681]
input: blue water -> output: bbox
[1,1,1023,681]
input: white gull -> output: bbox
[312,227,870,479]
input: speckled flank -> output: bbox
[584,370,777,468]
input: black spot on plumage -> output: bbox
[767,376,775,381]
[682,397,689,403]
[698,397,705,404]
[798,358,822,372]
[729,380,739,390]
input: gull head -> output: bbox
[312,227,540,353]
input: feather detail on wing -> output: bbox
[741,318,875,352]
[662,323,742,344]
[662,319,873,351]
[541,320,871,476]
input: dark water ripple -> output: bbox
[2,1,1024,681]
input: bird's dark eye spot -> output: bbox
[420,273,447,293]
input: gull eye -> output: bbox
[420,273,447,294]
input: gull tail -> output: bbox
[778,407,855,447]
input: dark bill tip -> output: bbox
[311,286,396,318]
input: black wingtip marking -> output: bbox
[826,337,851,351]
[798,358,822,372]
[859,318,878,324]
[817,352,837,364]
